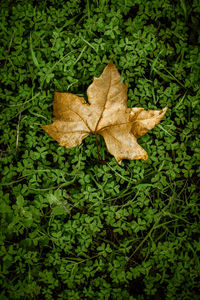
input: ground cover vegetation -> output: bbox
[0,0,200,299]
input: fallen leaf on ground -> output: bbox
[42,62,167,163]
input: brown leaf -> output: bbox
[42,62,167,163]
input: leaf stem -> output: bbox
[95,134,101,161]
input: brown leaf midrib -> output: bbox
[55,130,90,134]
[94,67,112,133]
[62,105,91,133]
[98,120,133,133]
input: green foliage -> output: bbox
[0,0,200,299]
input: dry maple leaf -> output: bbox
[42,62,167,163]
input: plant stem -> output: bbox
[95,134,101,161]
